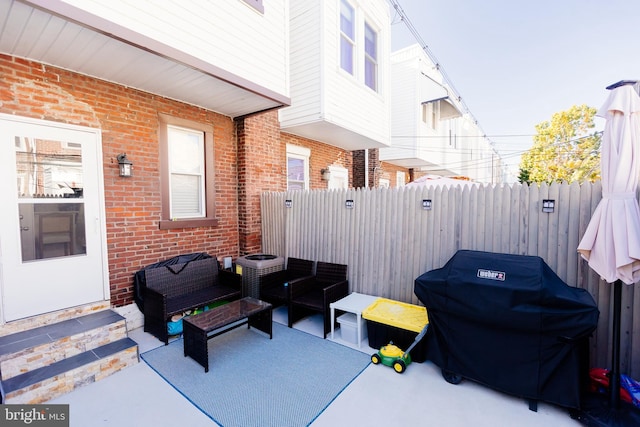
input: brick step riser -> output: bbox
[0,320,128,381]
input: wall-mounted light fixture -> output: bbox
[422,199,433,210]
[542,199,555,213]
[285,199,293,208]
[345,199,354,209]
[117,153,133,177]
[321,168,331,181]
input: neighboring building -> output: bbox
[238,0,392,250]
[279,0,391,190]
[380,44,504,185]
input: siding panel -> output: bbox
[61,0,289,94]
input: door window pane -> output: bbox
[18,203,86,261]
[14,136,86,261]
[15,137,83,198]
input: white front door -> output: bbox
[0,115,108,322]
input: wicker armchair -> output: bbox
[259,257,314,307]
[288,261,349,338]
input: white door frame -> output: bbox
[0,114,109,322]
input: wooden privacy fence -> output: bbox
[261,181,640,378]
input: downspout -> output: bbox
[365,148,369,188]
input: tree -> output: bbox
[519,105,601,184]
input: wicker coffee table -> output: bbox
[183,297,272,372]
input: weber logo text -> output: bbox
[477,269,505,281]
[1,405,68,426]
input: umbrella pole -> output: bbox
[609,279,622,409]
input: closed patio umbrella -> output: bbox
[577,81,640,424]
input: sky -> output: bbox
[389,0,640,179]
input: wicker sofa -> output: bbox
[143,257,242,344]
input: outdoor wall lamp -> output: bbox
[345,199,354,209]
[321,168,331,181]
[117,153,133,177]
[422,199,433,210]
[542,199,555,213]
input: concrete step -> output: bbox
[0,310,138,403]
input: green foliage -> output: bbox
[519,105,601,183]
[518,168,531,185]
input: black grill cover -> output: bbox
[414,250,599,409]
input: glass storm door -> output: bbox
[0,115,108,321]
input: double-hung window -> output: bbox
[168,125,205,218]
[158,114,216,229]
[287,144,310,191]
[364,21,378,91]
[340,0,355,75]
[242,0,264,13]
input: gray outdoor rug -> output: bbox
[141,322,370,427]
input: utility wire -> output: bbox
[387,0,601,179]
[388,0,486,136]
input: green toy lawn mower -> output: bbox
[371,324,429,374]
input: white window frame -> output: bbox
[364,21,378,91]
[422,102,439,130]
[167,125,206,219]
[340,0,355,75]
[241,0,264,13]
[286,144,310,190]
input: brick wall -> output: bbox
[352,149,409,188]
[236,111,286,255]
[282,133,353,189]
[0,55,240,307]
[236,113,354,255]
[380,161,409,187]
[0,55,359,307]
[352,150,366,187]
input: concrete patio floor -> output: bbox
[49,306,581,427]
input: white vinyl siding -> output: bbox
[324,0,389,144]
[279,0,390,150]
[57,0,288,96]
[381,44,496,181]
[280,1,322,125]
